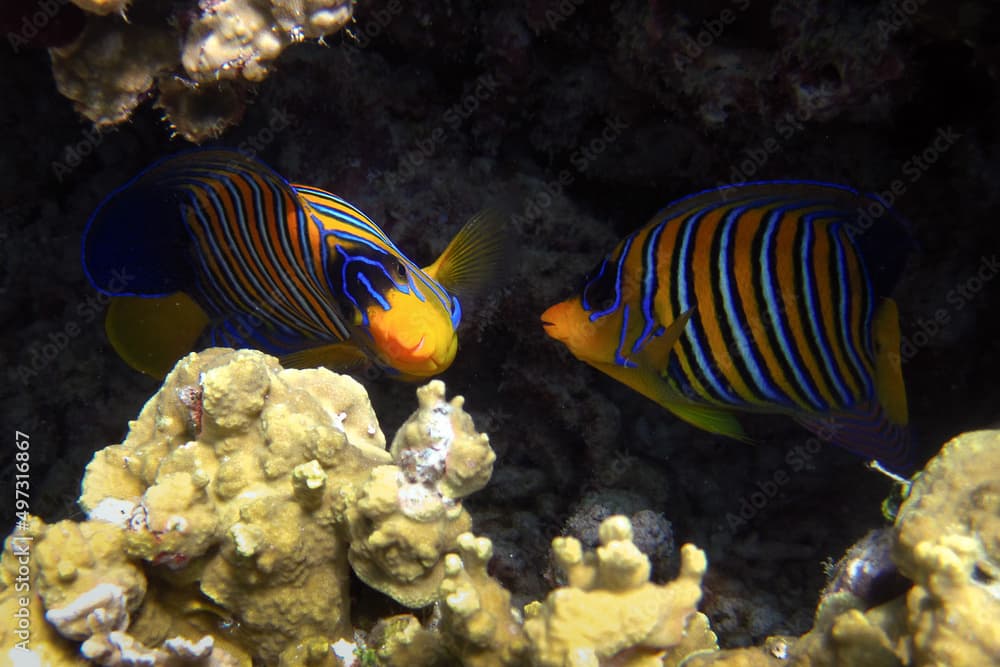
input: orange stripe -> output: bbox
[733,206,805,408]
[189,187,246,309]
[650,215,711,399]
[842,227,874,384]
[691,206,753,401]
[775,209,837,406]
[812,220,859,399]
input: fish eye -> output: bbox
[395,261,407,280]
[581,261,617,314]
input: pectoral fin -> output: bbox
[628,307,695,369]
[280,342,370,372]
[593,360,751,443]
[590,307,751,442]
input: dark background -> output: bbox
[2,0,998,646]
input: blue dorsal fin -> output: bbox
[82,149,298,298]
[82,172,193,296]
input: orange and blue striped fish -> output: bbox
[83,149,506,380]
[541,180,914,471]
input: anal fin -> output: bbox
[280,343,370,372]
[106,293,209,379]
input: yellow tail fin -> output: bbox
[873,298,908,425]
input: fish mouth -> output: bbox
[407,335,426,356]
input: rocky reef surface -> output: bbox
[2,0,999,657]
[3,351,998,665]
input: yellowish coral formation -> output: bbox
[50,21,178,128]
[892,429,1000,666]
[437,532,530,666]
[348,380,495,608]
[368,516,716,667]
[49,0,352,140]
[685,429,1000,667]
[524,516,711,667]
[7,347,997,666]
[1,349,495,666]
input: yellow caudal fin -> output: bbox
[424,209,510,298]
[873,297,908,425]
[280,342,370,372]
[106,293,210,379]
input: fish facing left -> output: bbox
[541,180,915,472]
[82,149,508,380]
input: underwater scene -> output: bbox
[1,0,999,664]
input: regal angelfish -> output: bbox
[83,149,507,380]
[542,180,914,471]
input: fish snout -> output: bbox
[541,303,570,341]
[370,315,457,376]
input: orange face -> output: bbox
[541,296,625,366]
[363,279,460,379]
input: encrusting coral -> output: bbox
[0,348,495,666]
[3,347,998,666]
[47,0,353,141]
[682,429,1000,667]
